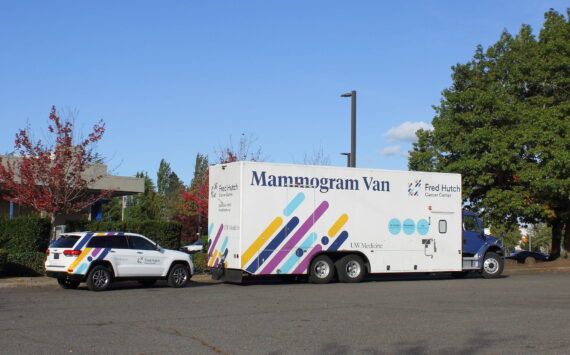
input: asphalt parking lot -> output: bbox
[1,272,570,354]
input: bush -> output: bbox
[192,252,208,273]
[5,252,46,276]
[0,249,7,275]
[67,220,182,250]
[0,217,51,253]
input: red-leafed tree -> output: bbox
[0,106,111,229]
[177,134,262,241]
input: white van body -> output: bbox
[208,161,463,282]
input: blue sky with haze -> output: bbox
[1,1,567,184]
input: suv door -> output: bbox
[106,235,140,277]
[127,236,167,276]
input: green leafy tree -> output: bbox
[156,159,185,220]
[409,10,570,258]
[127,172,162,220]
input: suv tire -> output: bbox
[167,264,189,288]
[57,277,80,289]
[86,265,112,291]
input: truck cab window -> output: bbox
[463,215,481,233]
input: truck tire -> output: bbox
[167,264,189,288]
[481,252,503,279]
[57,277,80,289]
[86,265,112,291]
[309,255,334,284]
[336,254,365,283]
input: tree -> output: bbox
[0,106,110,228]
[126,172,162,221]
[409,10,570,258]
[303,144,331,166]
[156,159,185,220]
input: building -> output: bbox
[0,155,144,223]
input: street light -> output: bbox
[340,153,350,167]
[341,90,356,167]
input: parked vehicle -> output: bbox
[506,251,549,263]
[45,232,194,291]
[181,240,204,254]
[207,161,504,283]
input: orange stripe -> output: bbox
[328,214,349,237]
[67,248,92,272]
[242,217,283,268]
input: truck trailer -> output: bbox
[207,162,504,283]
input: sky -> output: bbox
[0,1,567,185]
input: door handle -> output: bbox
[110,250,116,253]
[137,251,143,254]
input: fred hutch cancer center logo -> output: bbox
[210,183,218,198]
[408,179,422,196]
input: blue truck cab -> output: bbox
[460,211,505,278]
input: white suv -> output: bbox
[45,232,194,291]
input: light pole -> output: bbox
[341,90,356,167]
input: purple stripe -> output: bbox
[259,201,329,274]
[213,258,220,268]
[292,244,323,274]
[208,224,224,256]
[91,248,102,257]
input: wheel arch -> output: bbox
[166,260,191,276]
[85,260,116,280]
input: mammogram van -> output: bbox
[207,161,464,283]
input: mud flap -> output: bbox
[211,266,243,283]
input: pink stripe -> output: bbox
[208,224,224,256]
[91,248,102,257]
[292,244,323,274]
[259,201,329,274]
[213,258,220,268]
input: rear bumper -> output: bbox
[45,271,83,281]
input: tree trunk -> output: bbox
[563,222,570,258]
[550,219,562,260]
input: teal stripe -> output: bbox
[279,232,317,274]
[283,192,305,217]
[219,237,229,253]
[74,263,88,275]
[208,223,214,237]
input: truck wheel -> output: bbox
[167,264,189,288]
[57,277,80,289]
[336,255,365,283]
[86,265,112,291]
[481,252,503,279]
[309,255,334,284]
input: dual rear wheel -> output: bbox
[308,254,366,284]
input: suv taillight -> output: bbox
[63,250,81,256]
[46,249,50,255]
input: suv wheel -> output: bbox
[57,277,80,289]
[86,265,112,291]
[167,264,189,288]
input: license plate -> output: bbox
[54,253,59,259]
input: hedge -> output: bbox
[4,252,46,276]
[67,220,182,250]
[192,252,208,273]
[0,217,51,253]
[0,249,7,275]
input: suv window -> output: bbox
[130,236,156,251]
[51,236,80,248]
[463,215,481,233]
[107,235,129,249]
[86,236,108,248]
